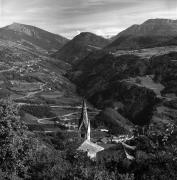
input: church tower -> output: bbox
[78,99,90,141]
[77,99,104,159]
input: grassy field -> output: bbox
[114,46,177,59]
[123,75,164,96]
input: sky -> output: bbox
[0,0,177,39]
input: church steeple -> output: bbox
[78,99,90,141]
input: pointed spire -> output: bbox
[78,99,90,141]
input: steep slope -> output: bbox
[71,50,177,132]
[107,19,177,50]
[0,37,101,133]
[53,32,109,64]
[94,107,134,134]
[71,52,154,125]
[150,52,177,95]
[0,38,81,131]
[0,23,69,53]
[0,39,73,99]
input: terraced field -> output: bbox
[0,39,99,132]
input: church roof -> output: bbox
[78,140,104,154]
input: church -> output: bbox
[77,99,136,160]
[77,100,104,159]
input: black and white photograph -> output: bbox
[0,0,177,179]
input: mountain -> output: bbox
[0,36,88,132]
[0,23,69,53]
[107,19,177,50]
[70,52,152,125]
[0,23,101,135]
[70,49,177,133]
[53,32,109,64]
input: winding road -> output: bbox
[15,83,45,100]
[12,80,99,129]
[0,67,16,73]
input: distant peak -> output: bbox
[12,22,21,25]
[79,32,95,35]
[6,22,28,29]
[8,22,26,28]
[76,32,96,37]
[74,32,105,41]
[4,22,37,37]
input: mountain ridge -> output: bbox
[108,18,177,50]
[53,32,109,64]
[0,22,69,53]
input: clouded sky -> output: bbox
[0,0,177,39]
